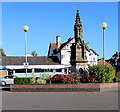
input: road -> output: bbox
[0,89,119,110]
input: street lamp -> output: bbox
[23,25,29,77]
[101,22,107,65]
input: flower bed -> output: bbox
[11,64,120,92]
[47,73,80,84]
[10,83,120,92]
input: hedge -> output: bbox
[14,77,33,84]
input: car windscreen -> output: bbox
[4,76,14,79]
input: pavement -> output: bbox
[0,89,119,111]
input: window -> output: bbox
[56,69,62,72]
[4,76,14,79]
[15,69,32,73]
[35,69,53,72]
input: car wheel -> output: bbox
[1,81,6,86]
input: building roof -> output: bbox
[53,37,74,53]
[112,52,120,58]
[98,58,110,65]
[50,37,98,56]
[48,35,99,57]
[2,56,61,66]
[48,37,74,55]
[50,43,63,51]
[58,37,74,52]
[89,49,99,56]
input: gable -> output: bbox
[58,38,74,52]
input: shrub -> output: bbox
[70,73,81,83]
[14,77,32,84]
[87,64,116,83]
[47,74,63,84]
[80,74,97,83]
[113,76,120,82]
[15,73,51,84]
[36,73,50,84]
[36,77,46,84]
[41,73,50,79]
[30,75,36,84]
[47,73,80,84]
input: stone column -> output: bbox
[62,69,64,74]
[13,70,15,75]
[53,69,56,75]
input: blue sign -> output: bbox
[0,66,6,69]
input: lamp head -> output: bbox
[101,22,107,29]
[23,25,29,32]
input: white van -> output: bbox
[0,75,17,85]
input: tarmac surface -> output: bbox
[0,88,119,111]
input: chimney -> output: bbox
[56,35,61,51]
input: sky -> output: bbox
[1,2,118,59]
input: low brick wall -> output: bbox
[10,83,120,92]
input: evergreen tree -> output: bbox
[31,51,38,57]
[0,48,6,56]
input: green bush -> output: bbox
[88,64,116,83]
[30,76,36,84]
[15,73,50,84]
[36,73,50,84]
[41,73,50,79]
[113,76,120,82]
[36,77,46,84]
[14,77,32,84]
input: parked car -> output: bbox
[0,75,17,85]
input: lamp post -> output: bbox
[101,22,107,65]
[23,25,29,77]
